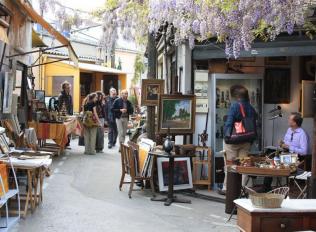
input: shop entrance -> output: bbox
[103,75,118,95]
[80,72,93,105]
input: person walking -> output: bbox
[105,88,118,149]
[95,91,106,153]
[83,93,101,155]
[58,81,73,147]
[219,85,257,195]
[112,89,133,148]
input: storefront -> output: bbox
[192,35,316,189]
[38,56,127,113]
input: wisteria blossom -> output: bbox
[40,0,315,58]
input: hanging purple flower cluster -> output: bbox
[149,0,309,58]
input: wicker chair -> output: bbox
[268,187,289,197]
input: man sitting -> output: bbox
[263,112,309,192]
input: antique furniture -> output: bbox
[235,199,316,232]
[1,155,52,218]
[192,146,212,191]
[119,143,155,198]
[28,116,82,154]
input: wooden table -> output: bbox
[150,151,193,206]
[236,166,291,177]
[28,117,82,150]
[234,199,316,232]
[227,166,293,221]
[2,157,52,218]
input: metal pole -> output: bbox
[6,45,67,58]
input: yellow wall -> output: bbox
[43,58,80,113]
[38,57,127,113]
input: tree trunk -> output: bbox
[146,33,157,140]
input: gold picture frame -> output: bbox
[141,79,164,106]
[158,94,196,134]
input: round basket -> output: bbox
[249,193,285,208]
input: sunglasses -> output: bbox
[291,132,294,142]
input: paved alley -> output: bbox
[12,137,237,232]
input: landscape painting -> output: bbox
[158,94,195,134]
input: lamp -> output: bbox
[268,105,282,146]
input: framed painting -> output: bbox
[300,56,316,82]
[3,72,14,114]
[0,135,10,154]
[35,90,45,103]
[158,94,196,134]
[141,79,164,106]
[265,56,290,66]
[264,68,291,104]
[157,157,193,192]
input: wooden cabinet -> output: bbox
[235,199,316,232]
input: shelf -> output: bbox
[0,190,18,206]
[0,216,19,232]
[193,160,209,164]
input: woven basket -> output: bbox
[249,193,285,208]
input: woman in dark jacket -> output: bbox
[84,93,101,155]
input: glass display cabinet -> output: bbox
[208,74,263,188]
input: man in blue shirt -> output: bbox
[280,112,309,155]
[263,112,309,192]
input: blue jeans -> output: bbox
[108,121,118,146]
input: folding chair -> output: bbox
[289,171,311,199]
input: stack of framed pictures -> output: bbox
[0,128,9,154]
[194,70,209,113]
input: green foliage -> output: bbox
[128,95,137,106]
[132,54,145,85]
[163,100,177,120]
[304,21,316,40]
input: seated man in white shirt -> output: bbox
[263,112,310,192]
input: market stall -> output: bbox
[29,116,82,153]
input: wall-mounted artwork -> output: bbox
[300,56,316,82]
[264,68,291,104]
[141,79,164,106]
[158,94,196,134]
[35,90,45,103]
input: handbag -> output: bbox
[83,111,99,128]
[224,103,257,144]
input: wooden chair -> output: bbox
[119,143,154,198]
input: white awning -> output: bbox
[78,62,126,75]
[60,61,126,75]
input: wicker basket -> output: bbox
[249,193,285,208]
